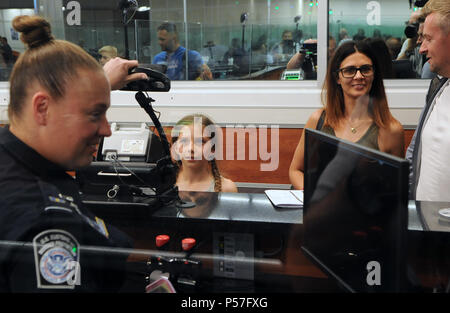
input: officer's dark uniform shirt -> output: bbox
[0,126,133,292]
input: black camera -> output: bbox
[414,0,428,8]
[299,42,317,79]
[300,42,317,55]
[409,0,428,8]
[404,22,419,39]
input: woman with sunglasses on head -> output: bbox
[289,40,404,190]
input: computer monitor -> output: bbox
[301,129,409,292]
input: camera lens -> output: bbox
[404,23,418,38]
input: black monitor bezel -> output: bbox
[301,128,410,292]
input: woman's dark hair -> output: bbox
[9,15,102,123]
[363,37,394,79]
[321,40,393,129]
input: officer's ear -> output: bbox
[31,91,50,126]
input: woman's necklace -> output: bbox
[347,118,371,134]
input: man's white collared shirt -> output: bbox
[416,80,450,201]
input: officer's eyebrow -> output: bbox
[93,103,110,110]
[86,102,110,114]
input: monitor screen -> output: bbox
[301,129,409,292]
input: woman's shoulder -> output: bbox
[377,117,405,157]
[305,108,325,128]
[311,108,325,120]
[380,117,404,136]
[221,177,238,193]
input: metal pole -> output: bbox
[135,20,139,61]
[183,0,188,80]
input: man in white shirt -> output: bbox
[406,0,450,202]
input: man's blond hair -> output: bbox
[422,0,450,34]
[99,45,118,57]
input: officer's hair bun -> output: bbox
[12,15,54,49]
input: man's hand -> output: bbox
[103,57,148,90]
[286,38,316,70]
[199,63,213,80]
[286,52,306,70]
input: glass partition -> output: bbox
[0,0,319,81]
[0,3,35,81]
[0,0,434,81]
[329,0,434,79]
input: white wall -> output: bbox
[0,78,427,128]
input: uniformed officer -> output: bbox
[0,15,148,292]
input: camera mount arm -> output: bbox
[135,91,171,157]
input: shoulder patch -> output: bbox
[33,229,81,289]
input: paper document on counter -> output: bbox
[264,189,303,208]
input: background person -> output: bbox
[0,37,15,79]
[171,114,237,193]
[222,37,249,76]
[0,37,14,65]
[285,38,317,71]
[251,34,273,69]
[289,40,404,190]
[153,22,212,80]
[386,36,402,60]
[98,45,118,66]
[286,36,335,71]
[363,37,395,79]
[397,11,426,77]
[397,10,422,60]
[338,28,350,44]
[0,53,7,80]
[352,28,366,42]
[200,40,227,67]
[270,30,297,63]
[328,36,337,59]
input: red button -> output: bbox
[156,234,170,248]
[182,238,196,251]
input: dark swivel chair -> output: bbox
[392,59,417,78]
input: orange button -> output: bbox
[182,238,196,251]
[156,234,170,248]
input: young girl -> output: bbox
[171,114,238,192]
